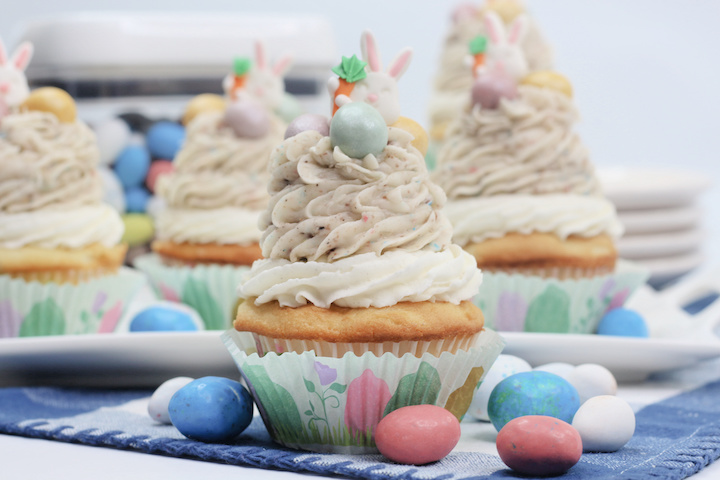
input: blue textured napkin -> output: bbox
[1,382,720,479]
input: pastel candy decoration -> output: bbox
[344,369,391,439]
[223,100,271,139]
[114,145,151,189]
[21,86,77,123]
[375,405,461,465]
[124,186,150,213]
[521,71,574,98]
[284,113,330,139]
[534,362,574,382]
[481,11,529,81]
[389,116,428,156]
[330,102,388,159]
[94,117,131,166]
[470,354,531,421]
[572,395,636,452]
[121,213,154,247]
[0,38,33,116]
[497,416,582,476]
[566,363,618,404]
[148,376,194,424]
[146,121,185,159]
[597,308,649,337]
[146,160,174,193]
[182,93,226,126]
[471,70,519,109]
[129,305,199,332]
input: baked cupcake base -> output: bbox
[151,240,262,266]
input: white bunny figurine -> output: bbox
[327,30,413,125]
[480,11,529,82]
[222,41,292,111]
[0,39,33,119]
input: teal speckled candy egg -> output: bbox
[488,371,580,431]
[330,102,388,158]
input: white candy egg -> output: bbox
[97,166,126,213]
[572,395,635,452]
[95,118,131,166]
[469,354,532,421]
[533,362,574,382]
[566,364,617,404]
[148,376,195,424]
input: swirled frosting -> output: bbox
[260,127,453,262]
[445,195,624,246]
[0,111,101,213]
[239,245,481,308]
[155,207,261,246]
[0,204,123,249]
[432,85,601,199]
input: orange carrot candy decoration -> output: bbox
[469,35,488,78]
[329,54,367,116]
[228,57,252,101]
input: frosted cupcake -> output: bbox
[224,31,503,453]
[136,43,292,330]
[428,1,553,147]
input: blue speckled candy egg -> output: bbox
[130,305,199,332]
[469,354,532,421]
[330,102,388,158]
[597,308,649,337]
[488,371,580,431]
[124,186,151,213]
[114,145,151,189]
[146,121,185,159]
[169,376,254,443]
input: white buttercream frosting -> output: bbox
[239,245,482,308]
[155,207,261,246]
[445,195,624,246]
[0,204,124,249]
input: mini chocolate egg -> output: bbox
[521,71,574,98]
[375,405,460,465]
[130,305,199,332]
[597,308,649,338]
[572,395,635,452]
[97,166,126,213]
[21,87,77,123]
[488,371,580,431]
[94,117,131,166]
[125,186,151,214]
[534,362,574,382]
[146,160,174,193]
[182,93,227,126]
[146,121,186,159]
[497,415,582,476]
[471,71,518,109]
[169,376,253,443]
[390,116,429,156]
[330,102,388,159]
[284,113,330,139]
[121,213,154,247]
[223,100,271,139]
[114,145,151,189]
[566,364,617,404]
[148,377,195,424]
[470,354,531,421]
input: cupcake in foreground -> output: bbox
[428,0,553,150]
[136,43,292,330]
[431,19,647,333]
[0,38,143,337]
[223,31,504,453]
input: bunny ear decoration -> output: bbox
[483,11,506,45]
[360,30,383,72]
[255,41,267,70]
[12,42,34,71]
[272,55,293,77]
[387,48,413,80]
[507,14,529,45]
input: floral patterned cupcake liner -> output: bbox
[134,253,249,330]
[0,267,146,337]
[222,328,505,454]
[474,259,649,334]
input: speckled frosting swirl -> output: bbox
[432,85,601,199]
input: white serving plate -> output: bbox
[618,206,702,234]
[617,228,704,259]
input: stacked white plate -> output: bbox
[598,167,711,287]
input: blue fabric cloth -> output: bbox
[1,382,720,479]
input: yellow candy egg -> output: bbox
[121,213,155,247]
[521,71,574,98]
[429,122,449,142]
[21,87,77,123]
[182,94,227,125]
[483,0,526,23]
[391,116,429,156]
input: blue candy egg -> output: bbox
[169,376,254,442]
[114,145,151,189]
[124,186,151,213]
[488,371,580,432]
[130,306,199,332]
[330,102,388,159]
[597,308,649,337]
[146,121,185,159]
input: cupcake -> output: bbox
[224,31,504,453]
[428,1,553,148]
[135,43,292,330]
[431,18,647,333]
[0,39,142,336]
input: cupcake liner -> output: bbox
[474,259,649,334]
[483,265,614,280]
[134,253,249,330]
[8,267,121,285]
[222,328,504,453]
[0,267,146,338]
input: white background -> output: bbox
[2,0,719,266]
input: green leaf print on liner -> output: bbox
[384,361,441,416]
[525,284,571,333]
[243,365,304,434]
[20,298,66,337]
[181,278,225,330]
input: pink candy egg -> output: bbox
[223,100,270,139]
[146,160,174,193]
[375,405,460,465]
[284,113,330,139]
[497,415,582,476]
[471,72,519,110]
